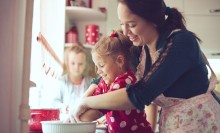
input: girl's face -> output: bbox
[67,52,87,77]
[92,52,125,85]
[117,3,158,46]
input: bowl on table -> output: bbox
[41,120,97,133]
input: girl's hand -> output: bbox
[70,99,89,122]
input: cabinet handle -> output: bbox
[209,9,220,13]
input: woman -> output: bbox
[72,0,220,132]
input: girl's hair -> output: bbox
[63,44,89,75]
[117,0,201,41]
[91,30,134,71]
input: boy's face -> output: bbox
[67,52,87,77]
[92,52,124,85]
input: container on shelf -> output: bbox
[67,0,92,8]
[66,26,78,43]
[85,24,99,46]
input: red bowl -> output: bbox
[29,108,60,132]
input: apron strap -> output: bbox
[201,51,217,78]
[201,50,219,92]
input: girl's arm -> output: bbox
[82,77,101,98]
[145,104,158,132]
[79,109,103,122]
[82,84,98,98]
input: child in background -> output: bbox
[52,44,92,115]
[75,31,153,133]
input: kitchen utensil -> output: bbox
[85,24,99,46]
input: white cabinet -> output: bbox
[184,0,220,15]
[165,0,220,58]
[165,0,184,12]
[183,0,220,58]
[66,6,106,21]
[185,15,220,55]
[64,4,107,76]
[65,5,107,47]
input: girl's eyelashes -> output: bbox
[99,64,104,68]
[95,63,104,69]
[128,23,136,28]
[120,23,136,28]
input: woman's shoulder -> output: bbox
[171,30,198,44]
[169,30,200,52]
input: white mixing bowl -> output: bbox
[41,120,97,133]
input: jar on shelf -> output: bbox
[85,24,99,46]
[66,26,78,43]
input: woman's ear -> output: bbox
[116,55,125,68]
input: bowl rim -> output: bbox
[41,120,97,125]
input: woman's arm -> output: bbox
[73,88,135,122]
[84,89,135,110]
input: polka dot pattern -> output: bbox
[125,110,131,115]
[128,76,133,81]
[120,121,126,128]
[131,125,138,131]
[125,78,131,84]
[113,84,120,89]
[136,109,141,113]
[110,117,115,122]
[92,70,152,132]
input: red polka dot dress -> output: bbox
[93,70,153,133]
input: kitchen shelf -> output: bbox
[65,43,94,49]
[66,6,106,22]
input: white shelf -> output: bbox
[66,6,106,22]
[65,43,94,49]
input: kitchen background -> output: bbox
[0,0,219,133]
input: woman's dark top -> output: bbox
[126,30,209,110]
[91,30,209,111]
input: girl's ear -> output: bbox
[116,54,125,68]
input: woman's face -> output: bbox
[92,52,124,85]
[67,52,87,77]
[117,3,157,46]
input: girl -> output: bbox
[75,31,153,133]
[52,44,92,114]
